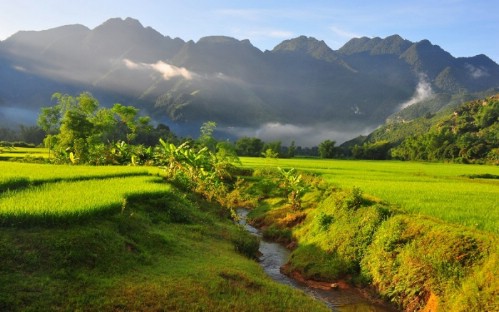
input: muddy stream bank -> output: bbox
[237,208,397,312]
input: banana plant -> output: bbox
[278,167,307,210]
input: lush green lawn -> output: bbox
[240,157,499,233]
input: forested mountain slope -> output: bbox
[345,94,499,163]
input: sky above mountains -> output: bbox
[0,0,498,64]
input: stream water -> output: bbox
[237,209,397,312]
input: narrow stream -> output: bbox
[237,209,396,312]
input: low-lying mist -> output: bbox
[220,121,378,146]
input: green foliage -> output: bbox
[239,157,499,233]
[262,141,281,158]
[386,95,499,164]
[0,176,169,226]
[277,167,307,210]
[318,139,336,158]
[316,212,334,231]
[245,162,498,310]
[198,121,217,151]
[36,92,162,165]
[361,215,497,311]
[352,140,391,160]
[0,162,328,311]
[235,137,264,156]
[344,186,364,210]
[155,137,241,208]
[231,226,260,259]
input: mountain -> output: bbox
[341,93,499,163]
[1,17,498,145]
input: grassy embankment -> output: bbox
[0,161,329,311]
[240,157,498,311]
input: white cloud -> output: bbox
[150,61,193,80]
[123,59,140,69]
[399,74,434,110]
[123,59,193,80]
[12,65,27,72]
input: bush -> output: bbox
[344,186,363,209]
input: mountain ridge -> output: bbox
[1,17,498,145]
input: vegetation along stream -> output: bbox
[237,208,396,312]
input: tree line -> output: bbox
[4,92,496,164]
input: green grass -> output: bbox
[0,161,329,311]
[0,146,49,160]
[245,163,498,311]
[240,157,499,233]
[0,176,170,225]
[0,160,164,193]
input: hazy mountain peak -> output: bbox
[273,36,327,52]
[401,39,454,71]
[339,35,411,56]
[199,36,241,44]
[338,36,383,55]
[272,35,338,62]
[95,17,144,30]
[4,24,89,45]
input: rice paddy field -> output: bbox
[240,157,499,233]
[0,147,49,160]
[0,161,165,225]
[0,160,329,311]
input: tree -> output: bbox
[37,92,155,164]
[198,121,217,151]
[235,137,264,156]
[318,140,336,158]
[19,125,45,145]
[111,103,140,143]
[263,141,281,158]
[288,141,296,158]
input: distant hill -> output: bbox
[342,94,499,164]
[1,17,498,145]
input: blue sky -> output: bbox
[0,0,498,63]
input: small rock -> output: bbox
[330,283,339,290]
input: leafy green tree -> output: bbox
[198,121,217,151]
[37,92,156,165]
[111,103,140,143]
[318,139,336,158]
[235,137,264,156]
[288,141,296,158]
[19,125,45,145]
[263,141,281,158]
[262,148,279,159]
